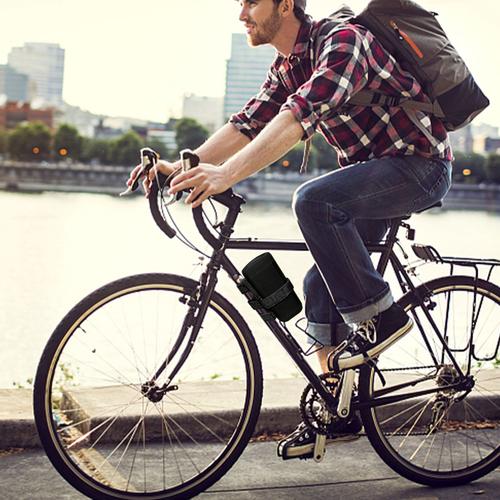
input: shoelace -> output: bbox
[356,319,377,344]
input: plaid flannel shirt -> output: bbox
[229,18,453,167]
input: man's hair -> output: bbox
[272,0,308,22]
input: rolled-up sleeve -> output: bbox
[282,27,369,140]
[229,59,289,140]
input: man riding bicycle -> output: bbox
[128,0,452,460]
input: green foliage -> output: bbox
[312,134,339,172]
[484,154,500,183]
[269,135,338,174]
[0,129,8,155]
[174,118,209,154]
[53,124,83,161]
[452,152,487,184]
[80,138,113,164]
[145,138,169,161]
[7,122,52,161]
[110,131,145,166]
[12,377,33,389]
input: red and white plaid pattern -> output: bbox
[230,18,453,167]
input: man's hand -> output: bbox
[168,163,232,208]
[126,159,178,197]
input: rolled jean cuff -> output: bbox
[340,288,394,324]
[305,321,353,346]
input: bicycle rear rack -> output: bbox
[411,243,500,283]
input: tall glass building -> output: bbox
[223,34,276,121]
[0,65,29,102]
[8,43,65,105]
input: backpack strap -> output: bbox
[349,90,443,147]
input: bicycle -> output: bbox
[34,148,500,499]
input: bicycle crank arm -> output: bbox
[337,368,356,419]
[313,433,327,462]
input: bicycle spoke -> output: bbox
[365,278,500,483]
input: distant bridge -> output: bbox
[0,161,129,195]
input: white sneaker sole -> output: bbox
[282,433,361,458]
[338,317,413,371]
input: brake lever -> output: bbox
[161,149,200,206]
[119,147,159,196]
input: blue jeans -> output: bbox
[292,155,452,346]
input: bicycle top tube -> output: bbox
[148,170,412,255]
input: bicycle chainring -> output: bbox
[300,373,341,435]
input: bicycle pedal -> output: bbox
[313,433,327,463]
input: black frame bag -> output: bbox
[241,252,302,322]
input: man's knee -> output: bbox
[293,182,347,223]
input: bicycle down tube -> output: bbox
[150,185,471,414]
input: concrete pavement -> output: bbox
[0,438,499,499]
[1,375,499,499]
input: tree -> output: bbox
[452,152,486,184]
[0,129,8,156]
[271,142,317,173]
[111,131,144,166]
[484,153,500,184]
[174,118,209,154]
[312,134,338,172]
[7,122,52,161]
[80,138,113,165]
[145,138,169,161]
[53,124,83,161]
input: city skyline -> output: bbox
[0,1,499,127]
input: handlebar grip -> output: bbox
[130,148,160,192]
[180,149,200,171]
[148,172,177,238]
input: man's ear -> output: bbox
[280,0,294,17]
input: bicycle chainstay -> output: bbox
[299,366,476,437]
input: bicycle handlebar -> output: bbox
[144,148,240,244]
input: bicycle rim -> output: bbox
[359,276,500,486]
[34,273,262,499]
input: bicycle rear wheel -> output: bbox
[359,275,500,486]
[34,273,263,499]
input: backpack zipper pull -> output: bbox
[389,20,424,59]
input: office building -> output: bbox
[8,43,65,105]
[224,34,276,120]
[182,94,224,133]
[0,65,29,102]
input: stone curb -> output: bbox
[1,377,499,449]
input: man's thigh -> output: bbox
[297,156,437,220]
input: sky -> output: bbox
[0,0,498,126]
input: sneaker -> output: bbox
[277,413,363,460]
[337,303,413,371]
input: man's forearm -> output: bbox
[220,111,304,185]
[194,123,251,166]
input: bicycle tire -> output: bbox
[34,273,263,499]
[359,275,500,487]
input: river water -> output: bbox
[0,190,498,388]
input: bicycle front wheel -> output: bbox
[359,275,500,487]
[34,273,263,499]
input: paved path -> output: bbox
[0,439,499,499]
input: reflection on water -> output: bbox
[0,190,498,387]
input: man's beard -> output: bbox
[247,8,282,46]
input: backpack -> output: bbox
[348,0,489,132]
[305,1,489,156]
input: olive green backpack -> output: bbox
[300,0,489,169]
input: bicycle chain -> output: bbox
[380,365,437,372]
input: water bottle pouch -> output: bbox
[240,252,302,322]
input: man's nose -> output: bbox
[239,5,248,22]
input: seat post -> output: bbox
[376,218,402,276]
